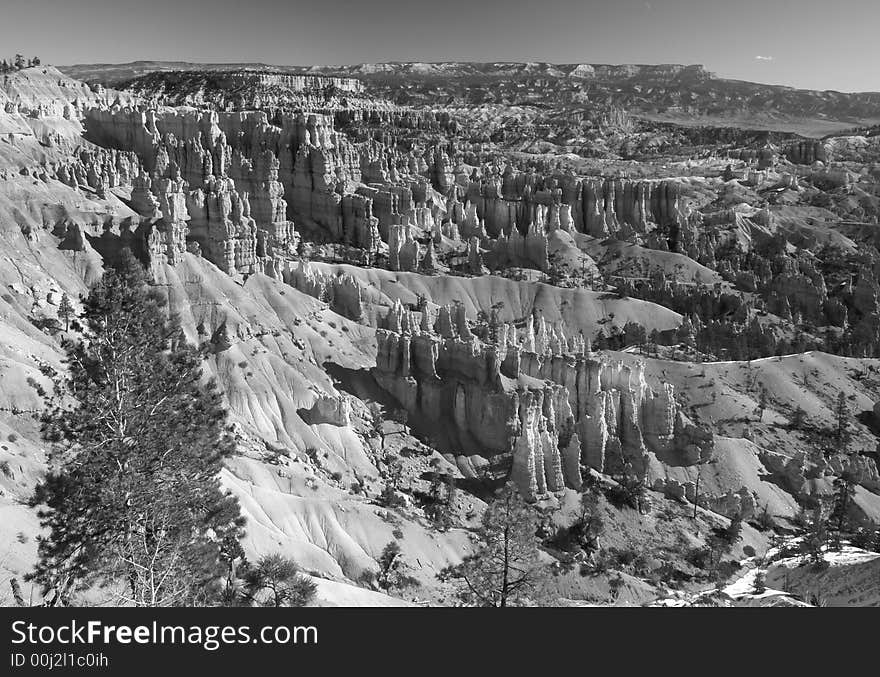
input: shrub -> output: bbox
[686,546,712,570]
[752,571,767,595]
[590,548,612,574]
[241,554,317,607]
[377,486,406,509]
[611,547,639,568]
[751,505,775,531]
[851,527,880,552]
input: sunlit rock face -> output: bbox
[371,301,702,500]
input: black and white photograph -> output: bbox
[0,1,878,665]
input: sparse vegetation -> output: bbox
[28,251,244,607]
[240,553,317,607]
[439,484,552,607]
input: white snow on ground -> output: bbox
[726,544,880,605]
[309,576,415,607]
[649,541,880,607]
[723,566,788,600]
[771,544,880,570]
[650,597,690,607]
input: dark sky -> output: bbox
[3,0,878,92]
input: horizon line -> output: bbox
[51,59,880,95]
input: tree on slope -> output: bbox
[57,292,73,332]
[242,554,316,607]
[30,250,244,606]
[834,391,849,451]
[828,472,857,550]
[798,505,828,566]
[439,483,551,607]
[374,541,420,593]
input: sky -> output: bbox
[2,0,878,92]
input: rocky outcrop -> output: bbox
[490,222,549,272]
[186,177,258,274]
[461,172,687,241]
[388,224,421,272]
[651,479,754,519]
[284,261,365,321]
[149,166,190,265]
[52,146,140,193]
[299,393,353,427]
[372,303,701,500]
[125,70,365,109]
[786,140,827,165]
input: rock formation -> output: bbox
[372,303,707,500]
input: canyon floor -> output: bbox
[1,60,879,606]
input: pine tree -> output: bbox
[724,513,744,546]
[756,385,768,421]
[29,250,244,606]
[376,541,402,590]
[570,487,604,554]
[790,406,805,430]
[438,483,552,607]
[752,571,767,595]
[835,391,849,450]
[57,293,73,332]
[242,554,316,607]
[426,471,456,529]
[799,505,828,565]
[828,473,856,550]
[219,534,248,604]
[376,540,416,591]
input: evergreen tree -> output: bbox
[425,471,456,529]
[13,54,24,70]
[30,250,244,606]
[756,385,768,421]
[376,541,402,590]
[799,505,828,565]
[438,483,552,607]
[623,321,647,352]
[374,541,419,592]
[569,487,604,554]
[242,554,316,607]
[723,513,744,546]
[851,527,880,552]
[752,571,767,595]
[57,293,73,332]
[828,472,856,549]
[219,534,248,604]
[834,391,849,451]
